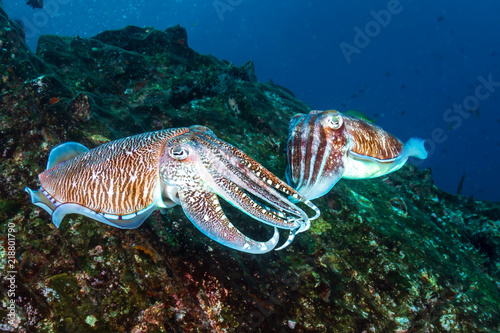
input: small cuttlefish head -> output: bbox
[286,110,349,200]
[159,125,319,254]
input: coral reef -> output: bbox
[1,5,499,332]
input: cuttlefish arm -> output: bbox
[195,130,319,223]
[25,126,318,254]
[195,129,320,250]
[174,169,280,254]
[159,126,319,253]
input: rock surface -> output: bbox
[1,5,499,332]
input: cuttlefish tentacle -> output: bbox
[287,110,428,200]
[194,130,318,222]
[172,163,279,254]
[166,133,301,230]
[191,130,320,250]
[206,173,302,229]
[26,125,319,253]
[160,126,319,252]
[180,188,279,254]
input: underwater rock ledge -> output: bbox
[1,6,500,333]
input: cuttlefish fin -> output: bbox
[401,137,427,160]
[24,141,92,221]
[24,187,54,215]
[46,142,89,169]
[24,187,156,229]
[50,202,156,229]
[178,185,279,254]
[345,137,427,179]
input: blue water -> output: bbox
[5,0,500,201]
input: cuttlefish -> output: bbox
[287,110,428,200]
[25,125,319,253]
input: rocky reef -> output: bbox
[1,5,500,332]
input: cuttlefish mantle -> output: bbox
[26,126,319,254]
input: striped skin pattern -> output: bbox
[287,110,427,200]
[26,125,320,254]
[343,115,403,160]
[40,128,189,215]
[159,126,320,252]
[287,110,349,201]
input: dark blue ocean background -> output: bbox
[5,0,500,201]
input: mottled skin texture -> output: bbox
[27,125,319,253]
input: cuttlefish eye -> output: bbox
[169,146,190,160]
[327,115,343,129]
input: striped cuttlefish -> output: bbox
[286,110,428,200]
[25,126,319,254]
[26,110,427,254]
